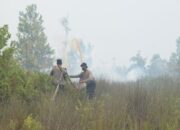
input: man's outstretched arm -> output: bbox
[69,74,80,78]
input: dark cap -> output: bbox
[57,59,62,65]
[80,62,88,68]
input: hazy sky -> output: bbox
[1,0,180,76]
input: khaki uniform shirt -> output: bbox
[50,65,67,86]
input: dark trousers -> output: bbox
[86,80,96,99]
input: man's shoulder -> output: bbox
[52,65,58,70]
[62,67,67,70]
[62,67,67,72]
[87,70,93,74]
[53,66,67,72]
[81,70,93,76]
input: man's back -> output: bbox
[50,65,67,86]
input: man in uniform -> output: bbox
[70,62,96,99]
[50,59,67,90]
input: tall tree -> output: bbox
[0,25,17,100]
[0,25,14,67]
[168,37,180,75]
[148,54,168,77]
[16,4,54,72]
[128,52,147,79]
[129,52,146,71]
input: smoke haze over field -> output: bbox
[1,0,180,80]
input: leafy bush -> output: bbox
[0,25,53,102]
[21,114,42,130]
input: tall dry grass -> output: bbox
[0,76,180,130]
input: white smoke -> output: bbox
[127,67,146,81]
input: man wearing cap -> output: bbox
[70,62,96,99]
[50,59,67,90]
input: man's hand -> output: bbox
[79,80,86,83]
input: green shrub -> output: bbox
[0,25,54,102]
[21,114,42,130]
